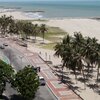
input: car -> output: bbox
[3,43,8,46]
[0,45,5,49]
[39,76,46,85]
[21,43,27,47]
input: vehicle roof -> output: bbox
[39,76,44,79]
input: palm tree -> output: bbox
[22,22,33,39]
[40,24,47,42]
[9,21,19,36]
[16,21,25,39]
[55,35,72,81]
[33,24,39,42]
[0,15,13,37]
[54,32,100,87]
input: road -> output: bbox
[0,43,56,100]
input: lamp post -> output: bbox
[45,52,47,61]
[49,55,51,61]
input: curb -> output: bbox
[38,55,59,100]
[46,81,59,100]
[67,83,84,100]
[39,54,83,100]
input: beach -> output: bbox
[1,10,100,41]
[29,18,100,100]
[33,18,100,41]
[0,7,100,100]
[0,11,43,20]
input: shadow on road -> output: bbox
[0,95,9,100]
[10,94,24,100]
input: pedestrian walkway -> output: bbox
[6,38,82,100]
[40,67,82,100]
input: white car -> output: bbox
[39,76,46,85]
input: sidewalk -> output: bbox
[26,47,82,100]
[6,39,82,100]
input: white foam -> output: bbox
[0,8,16,13]
[24,12,43,19]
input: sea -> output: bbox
[0,1,100,19]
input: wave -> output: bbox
[24,12,43,19]
[0,8,17,13]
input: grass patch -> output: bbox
[47,27,67,35]
[39,26,67,42]
[41,43,56,50]
[20,19,48,22]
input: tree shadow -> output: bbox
[34,89,48,100]
[85,73,93,78]
[87,83,99,90]
[83,69,94,73]
[94,89,100,95]
[96,79,100,83]
[54,69,70,76]
[0,95,9,100]
[10,94,24,100]
[55,70,62,73]
[68,85,80,92]
[77,77,89,83]
[70,71,81,75]
[58,74,74,85]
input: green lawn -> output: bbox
[47,26,67,35]
[38,26,67,50]
[41,43,56,50]
[20,19,48,22]
[39,26,67,42]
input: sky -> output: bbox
[0,0,99,2]
[0,0,99,1]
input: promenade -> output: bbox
[5,38,82,100]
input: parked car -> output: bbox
[3,43,8,46]
[21,43,27,47]
[19,42,27,47]
[39,76,46,85]
[0,45,5,49]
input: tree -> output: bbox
[0,59,14,97]
[54,32,100,89]
[0,15,13,37]
[22,22,34,39]
[15,21,25,39]
[12,65,39,100]
[40,24,47,42]
[33,24,39,42]
[54,35,72,81]
[9,21,19,36]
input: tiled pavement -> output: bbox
[5,39,83,100]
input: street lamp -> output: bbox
[49,55,51,61]
[45,52,47,61]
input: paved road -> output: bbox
[34,86,55,100]
[0,43,56,100]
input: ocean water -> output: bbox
[0,1,100,18]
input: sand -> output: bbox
[33,18,100,41]
[1,11,100,100]
[0,11,36,20]
[32,19,100,100]
[1,11,100,41]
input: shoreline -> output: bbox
[0,8,100,20]
[0,11,100,41]
[0,8,100,100]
